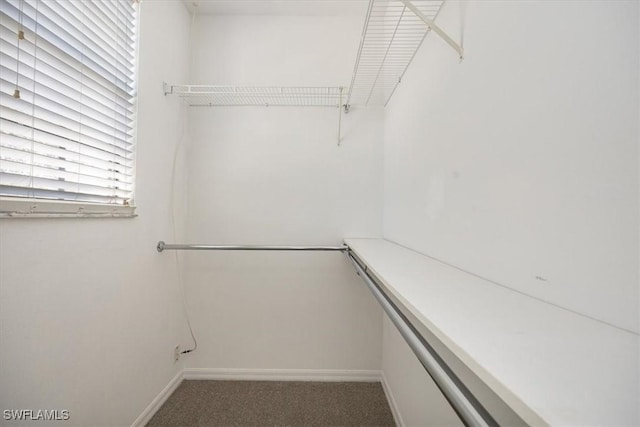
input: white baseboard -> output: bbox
[381,370,405,427]
[183,368,381,382]
[130,370,183,427]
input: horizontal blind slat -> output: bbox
[3,1,134,89]
[16,0,135,82]
[0,143,132,181]
[1,88,133,155]
[0,128,133,172]
[63,1,135,62]
[1,114,133,165]
[0,158,132,191]
[1,68,132,138]
[1,107,133,157]
[0,123,133,175]
[0,24,134,107]
[0,172,131,198]
[0,184,130,204]
[95,0,136,31]
[1,61,131,134]
[40,0,135,71]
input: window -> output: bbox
[0,0,137,217]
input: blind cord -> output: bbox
[13,0,24,99]
[29,0,40,197]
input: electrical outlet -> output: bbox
[174,345,180,362]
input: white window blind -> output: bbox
[0,0,137,209]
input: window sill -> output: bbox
[0,198,137,219]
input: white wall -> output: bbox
[183,15,384,372]
[0,1,192,426]
[384,0,639,334]
[382,0,639,425]
[382,315,462,427]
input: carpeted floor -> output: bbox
[146,380,396,426]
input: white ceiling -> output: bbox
[183,0,370,16]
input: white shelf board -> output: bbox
[345,238,639,426]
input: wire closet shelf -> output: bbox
[346,0,448,108]
[163,0,460,110]
[163,84,346,108]
[161,0,462,146]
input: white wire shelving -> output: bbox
[346,0,460,108]
[163,84,346,108]
[162,0,463,143]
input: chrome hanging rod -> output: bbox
[348,252,497,427]
[156,241,348,253]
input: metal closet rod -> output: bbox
[347,253,497,427]
[156,241,348,252]
[156,239,493,425]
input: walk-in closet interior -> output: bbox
[0,0,638,426]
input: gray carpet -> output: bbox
[146,380,396,426]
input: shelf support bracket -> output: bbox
[337,87,343,146]
[399,0,464,60]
